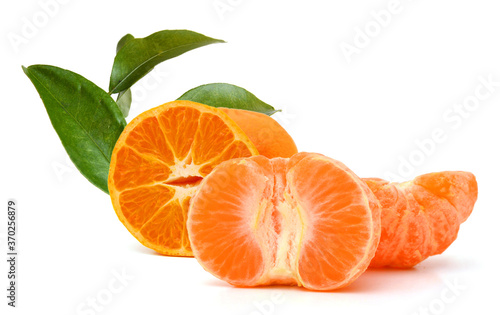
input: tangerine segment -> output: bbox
[118,185,175,230]
[289,155,380,290]
[364,171,478,268]
[191,113,236,164]
[156,105,200,161]
[363,179,404,267]
[187,158,269,286]
[109,100,258,256]
[112,147,172,191]
[125,116,175,165]
[139,199,187,254]
[413,172,477,223]
[187,153,381,291]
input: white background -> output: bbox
[2,0,499,314]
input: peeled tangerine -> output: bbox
[187,152,381,291]
[364,172,478,268]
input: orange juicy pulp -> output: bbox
[108,100,258,256]
[187,152,381,290]
[364,171,478,268]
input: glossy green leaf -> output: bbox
[178,83,280,115]
[116,88,132,117]
[116,33,135,52]
[23,65,127,193]
[109,30,224,94]
[114,34,135,117]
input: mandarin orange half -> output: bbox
[187,153,381,291]
[364,171,478,268]
[108,100,258,256]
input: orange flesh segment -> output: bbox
[188,153,381,290]
[192,113,236,164]
[290,157,379,289]
[108,101,258,256]
[187,159,268,285]
[157,105,200,161]
[125,116,175,165]
[139,200,186,251]
[112,147,172,191]
[118,185,176,230]
[364,171,478,268]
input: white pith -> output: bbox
[250,155,378,290]
[249,161,306,286]
[169,158,202,181]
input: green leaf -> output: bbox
[116,88,132,117]
[109,29,224,94]
[116,33,135,52]
[178,83,280,116]
[114,34,135,117]
[23,65,127,193]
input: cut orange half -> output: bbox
[108,100,258,256]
